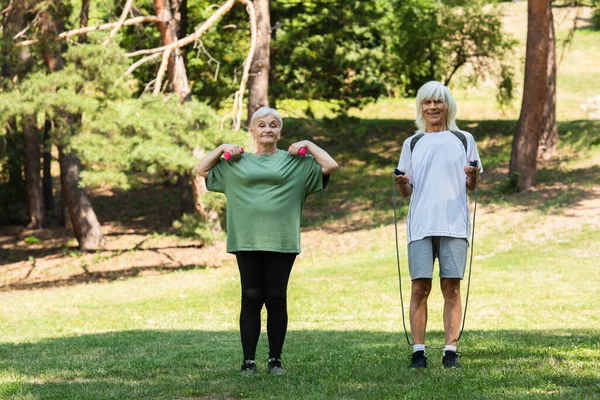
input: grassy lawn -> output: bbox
[1,3,600,400]
[1,219,599,399]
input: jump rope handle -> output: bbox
[469,160,479,167]
[393,169,405,176]
[223,147,244,160]
[298,147,307,156]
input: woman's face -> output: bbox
[421,97,447,129]
[251,115,281,146]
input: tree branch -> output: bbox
[16,15,161,47]
[152,0,238,95]
[115,52,163,86]
[102,0,135,46]
[230,0,256,131]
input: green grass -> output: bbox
[1,222,599,399]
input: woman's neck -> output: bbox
[255,144,278,155]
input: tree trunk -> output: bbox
[508,0,550,191]
[178,174,196,214]
[58,146,105,250]
[538,4,558,160]
[41,7,105,248]
[172,0,188,42]
[23,114,46,229]
[247,0,271,123]
[78,0,91,43]
[42,120,55,211]
[269,3,278,109]
[154,0,191,101]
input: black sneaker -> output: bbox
[240,360,257,376]
[408,350,427,368]
[442,351,463,368]
[267,358,287,375]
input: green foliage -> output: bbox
[271,1,391,110]
[115,0,515,111]
[24,236,39,245]
[387,0,516,97]
[593,1,600,30]
[0,42,248,190]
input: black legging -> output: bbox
[235,251,296,361]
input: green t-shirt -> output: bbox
[207,149,330,254]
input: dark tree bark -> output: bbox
[247,0,271,123]
[58,145,105,249]
[40,7,105,249]
[154,0,191,101]
[508,0,550,191]
[23,114,46,229]
[42,120,55,211]
[78,0,91,43]
[538,4,558,160]
[172,0,188,43]
[178,175,196,215]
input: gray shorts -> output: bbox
[407,236,468,280]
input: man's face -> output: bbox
[421,97,447,129]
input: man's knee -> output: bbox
[441,279,461,301]
[411,279,432,300]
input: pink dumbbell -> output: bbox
[223,147,244,160]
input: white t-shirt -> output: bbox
[397,130,483,244]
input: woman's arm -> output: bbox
[288,140,339,175]
[193,144,243,178]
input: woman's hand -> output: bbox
[192,144,243,178]
[287,140,308,156]
[221,144,244,159]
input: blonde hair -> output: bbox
[249,107,283,129]
[415,81,459,132]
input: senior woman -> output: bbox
[394,81,483,369]
[194,106,338,376]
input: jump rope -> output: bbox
[392,160,479,349]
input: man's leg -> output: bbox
[440,278,462,346]
[410,278,432,345]
[438,236,468,368]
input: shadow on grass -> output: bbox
[0,329,598,399]
[0,262,208,292]
[0,240,203,266]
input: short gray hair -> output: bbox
[415,81,459,132]
[249,106,283,129]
